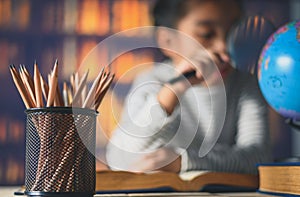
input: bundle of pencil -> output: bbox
[9,60,114,192]
[9,59,114,110]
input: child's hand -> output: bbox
[175,49,231,86]
[158,49,232,115]
[176,50,220,85]
[129,148,181,173]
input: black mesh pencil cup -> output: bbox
[25,107,97,197]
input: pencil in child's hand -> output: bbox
[46,59,58,107]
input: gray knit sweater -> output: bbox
[106,62,272,174]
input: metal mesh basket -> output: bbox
[24,107,97,197]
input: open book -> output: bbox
[96,170,258,194]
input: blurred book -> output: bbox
[63,0,78,34]
[112,0,151,36]
[257,162,300,196]
[96,170,258,193]
[41,1,63,33]
[77,0,110,35]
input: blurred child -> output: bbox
[106,0,272,174]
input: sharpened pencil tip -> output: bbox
[34,60,37,65]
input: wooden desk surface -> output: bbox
[94,192,277,196]
[0,187,277,197]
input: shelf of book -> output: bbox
[0,0,155,185]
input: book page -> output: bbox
[95,192,212,196]
[179,171,210,181]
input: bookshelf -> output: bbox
[0,0,292,186]
[0,0,155,185]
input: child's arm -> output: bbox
[180,75,272,174]
[106,70,182,171]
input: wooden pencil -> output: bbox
[71,71,89,106]
[74,72,79,93]
[81,84,87,107]
[95,72,109,97]
[47,74,51,92]
[82,67,104,108]
[19,66,36,107]
[67,85,73,106]
[9,65,35,108]
[54,83,64,107]
[40,75,49,102]
[46,59,58,107]
[70,73,75,96]
[22,65,35,95]
[95,74,115,109]
[34,62,44,108]
[63,82,68,107]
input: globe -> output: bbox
[258,20,300,119]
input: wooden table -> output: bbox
[0,187,277,197]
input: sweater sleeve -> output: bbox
[181,77,272,174]
[106,72,181,170]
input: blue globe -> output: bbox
[258,20,300,119]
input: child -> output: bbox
[106,0,272,174]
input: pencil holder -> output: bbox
[24,107,97,197]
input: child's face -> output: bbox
[172,0,240,72]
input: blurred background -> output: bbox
[0,0,298,185]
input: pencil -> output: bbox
[71,70,89,106]
[74,72,79,93]
[70,73,75,95]
[67,85,73,105]
[63,82,68,107]
[46,59,58,107]
[34,61,44,108]
[54,83,64,107]
[22,65,35,95]
[19,66,36,107]
[95,72,109,97]
[9,65,35,108]
[82,67,104,108]
[81,84,87,107]
[48,74,51,89]
[40,75,49,102]
[95,74,115,109]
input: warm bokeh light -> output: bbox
[0,0,154,185]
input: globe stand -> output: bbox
[276,119,300,163]
[285,118,300,130]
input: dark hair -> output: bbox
[152,0,188,28]
[152,0,242,29]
